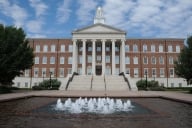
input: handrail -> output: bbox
[104,74,106,91]
[119,72,131,90]
[65,72,78,90]
[90,74,93,90]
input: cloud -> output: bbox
[29,0,48,17]
[102,0,192,38]
[76,0,98,26]
[0,0,28,27]
[56,0,72,24]
[26,19,44,33]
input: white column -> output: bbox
[112,40,116,75]
[72,40,77,73]
[92,40,96,75]
[121,40,126,73]
[82,40,86,75]
[102,40,106,75]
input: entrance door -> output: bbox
[96,66,102,75]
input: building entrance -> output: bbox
[96,65,102,75]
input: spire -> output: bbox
[94,6,105,24]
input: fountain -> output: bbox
[54,97,134,114]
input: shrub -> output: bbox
[32,85,43,90]
[0,86,12,93]
[136,79,161,90]
[32,79,61,90]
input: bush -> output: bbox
[136,79,162,90]
[32,79,61,90]
[0,86,12,93]
[189,89,192,94]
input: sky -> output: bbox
[0,0,192,38]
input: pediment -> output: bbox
[73,23,126,34]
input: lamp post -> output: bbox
[49,71,52,88]
[145,71,148,90]
[43,72,45,81]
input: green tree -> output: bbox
[0,25,34,86]
[175,36,192,85]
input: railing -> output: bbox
[119,72,131,90]
[90,74,93,90]
[104,74,106,91]
[65,72,78,90]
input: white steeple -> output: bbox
[94,6,105,24]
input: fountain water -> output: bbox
[54,98,134,114]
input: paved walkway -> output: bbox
[0,90,192,104]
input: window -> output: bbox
[106,56,110,63]
[97,55,101,61]
[42,56,47,64]
[68,45,73,52]
[160,68,164,77]
[125,56,130,64]
[88,46,92,51]
[79,46,82,51]
[151,56,156,64]
[51,45,55,52]
[97,46,101,51]
[168,45,173,52]
[35,45,40,52]
[79,55,82,64]
[151,45,155,52]
[25,82,28,88]
[24,70,29,77]
[61,45,65,52]
[35,57,39,64]
[159,56,164,64]
[68,68,72,74]
[143,56,148,64]
[134,68,138,77]
[133,57,138,64]
[34,68,39,77]
[115,56,119,64]
[88,55,92,63]
[106,66,111,75]
[152,68,156,77]
[17,82,20,87]
[176,45,180,52]
[115,46,119,51]
[126,68,130,74]
[50,68,55,77]
[50,57,55,64]
[171,83,174,87]
[42,68,46,77]
[133,44,138,52]
[77,68,82,75]
[87,66,92,75]
[60,57,65,64]
[159,45,163,52]
[115,68,119,75]
[43,45,48,52]
[60,68,64,77]
[125,45,129,52]
[68,57,72,64]
[169,68,174,77]
[106,46,110,51]
[143,44,147,52]
[169,56,173,64]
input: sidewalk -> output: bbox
[0,90,192,104]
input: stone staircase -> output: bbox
[105,76,129,91]
[92,76,105,90]
[67,75,130,91]
[67,75,91,90]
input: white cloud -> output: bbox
[29,0,48,17]
[56,0,72,24]
[0,0,28,27]
[76,0,98,26]
[26,19,44,33]
[102,0,192,38]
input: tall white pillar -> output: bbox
[102,40,106,75]
[121,40,126,73]
[112,40,116,75]
[92,40,96,75]
[72,40,77,73]
[82,40,86,75]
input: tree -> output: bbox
[174,36,192,85]
[0,25,34,86]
